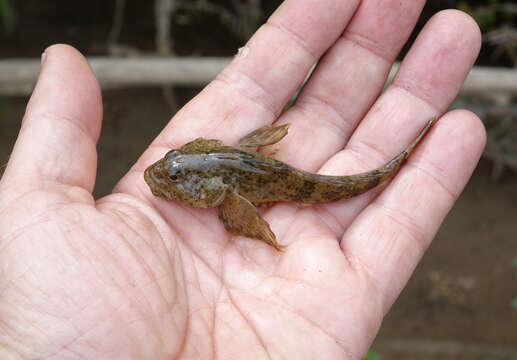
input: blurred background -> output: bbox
[0,1,516,359]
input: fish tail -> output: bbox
[299,118,435,203]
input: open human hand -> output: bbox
[0,1,485,359]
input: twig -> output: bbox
[3,60,517,95]
[107,0,126,47]
[0,57,230,94]
[106,0,141,57]
[155,0,177,55]
[154,0,179,110]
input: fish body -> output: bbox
[144,120,434,251]
[145,141,402,206]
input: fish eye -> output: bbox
[168,167,182,182]
[166,150,181,159]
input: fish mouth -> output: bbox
[144,161,172,200]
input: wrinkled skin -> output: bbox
[0,2,485,360]
[144,120,433,251]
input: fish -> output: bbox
[144,119,434,251]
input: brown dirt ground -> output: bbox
[1,89,516,359]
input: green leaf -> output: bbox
[511,298,517,309]
[366,350,381,360]
[0,0,15,35]
[456,1,472,14]
[0,0,10,18]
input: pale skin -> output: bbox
[0,1,485,359]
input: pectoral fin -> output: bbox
[218,191,286,252]
[237,123,290,148]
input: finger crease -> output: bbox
[296,94,353,140]
[346,141,392,172]
[264,21,319,61]
[342,30,393,64]
[370,200,428,255]
[29,111,97,142]
[390,82,445,115]
[405,161,458,202]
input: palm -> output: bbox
[6,185,355,358]
[0,2,485,359]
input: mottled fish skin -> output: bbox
[144,119,434,251]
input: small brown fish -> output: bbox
[145,119,434,251]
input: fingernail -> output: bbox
[236,46,249,58]
[41,51,47,65]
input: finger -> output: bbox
[162,0,361,145]
[318,10,481,233]
[118,0,361,194]
[1,44,102,197]
[271,0,426,170]
[341,110,486,313]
